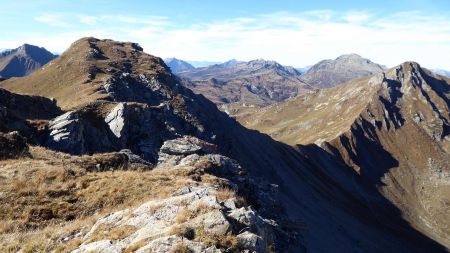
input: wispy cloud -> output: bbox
[35,13,71,28]
[12,10,450,69]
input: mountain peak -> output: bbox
[300,54,385,88]
[336,53,363,60]
[164,57,195,73]
[0,43,57,79]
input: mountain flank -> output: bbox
[237,62,450,248]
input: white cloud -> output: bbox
[8,10,450,69]
[35,13,71,27]
[343,11,371,23]
[78,15,98,25]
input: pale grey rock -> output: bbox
[71,240,121,253]
[190,209,231,236]
[223,197,238,209]
[205,154,241,175]
[105,103,126,138]
[83,210,127,240]
[135,235,213,253]
[157,137,218,168]
[237,231,267,253]
[159,136,204,155]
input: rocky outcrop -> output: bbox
[0,87,60,143]
[45,110,117,155]
[160,136,216,155]
[72,185,273,253]
[71,147,276,253]
[46,112,85,153]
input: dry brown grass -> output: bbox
[148,203,164,215]
[123,239,150,253]
[175,201,211,224]
[0,146,194,251]
[170,242,191,253]
[169,225,195,240]
[215,187,236,202]
[87,224,137,243]
[194,225,238,250]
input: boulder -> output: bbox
[119,149,153,168]
[237,231,267,253]
[159,136,216,156]
[0,131,29,159]
[157,137,219,168]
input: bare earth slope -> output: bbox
[0,38,447,252]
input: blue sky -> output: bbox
[1,0,450,68]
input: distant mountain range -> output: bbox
[0,44,57,79]
[170,54,387,108]
[433,68,450,77]
[187,60,222,68]
[177,59,311,106]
